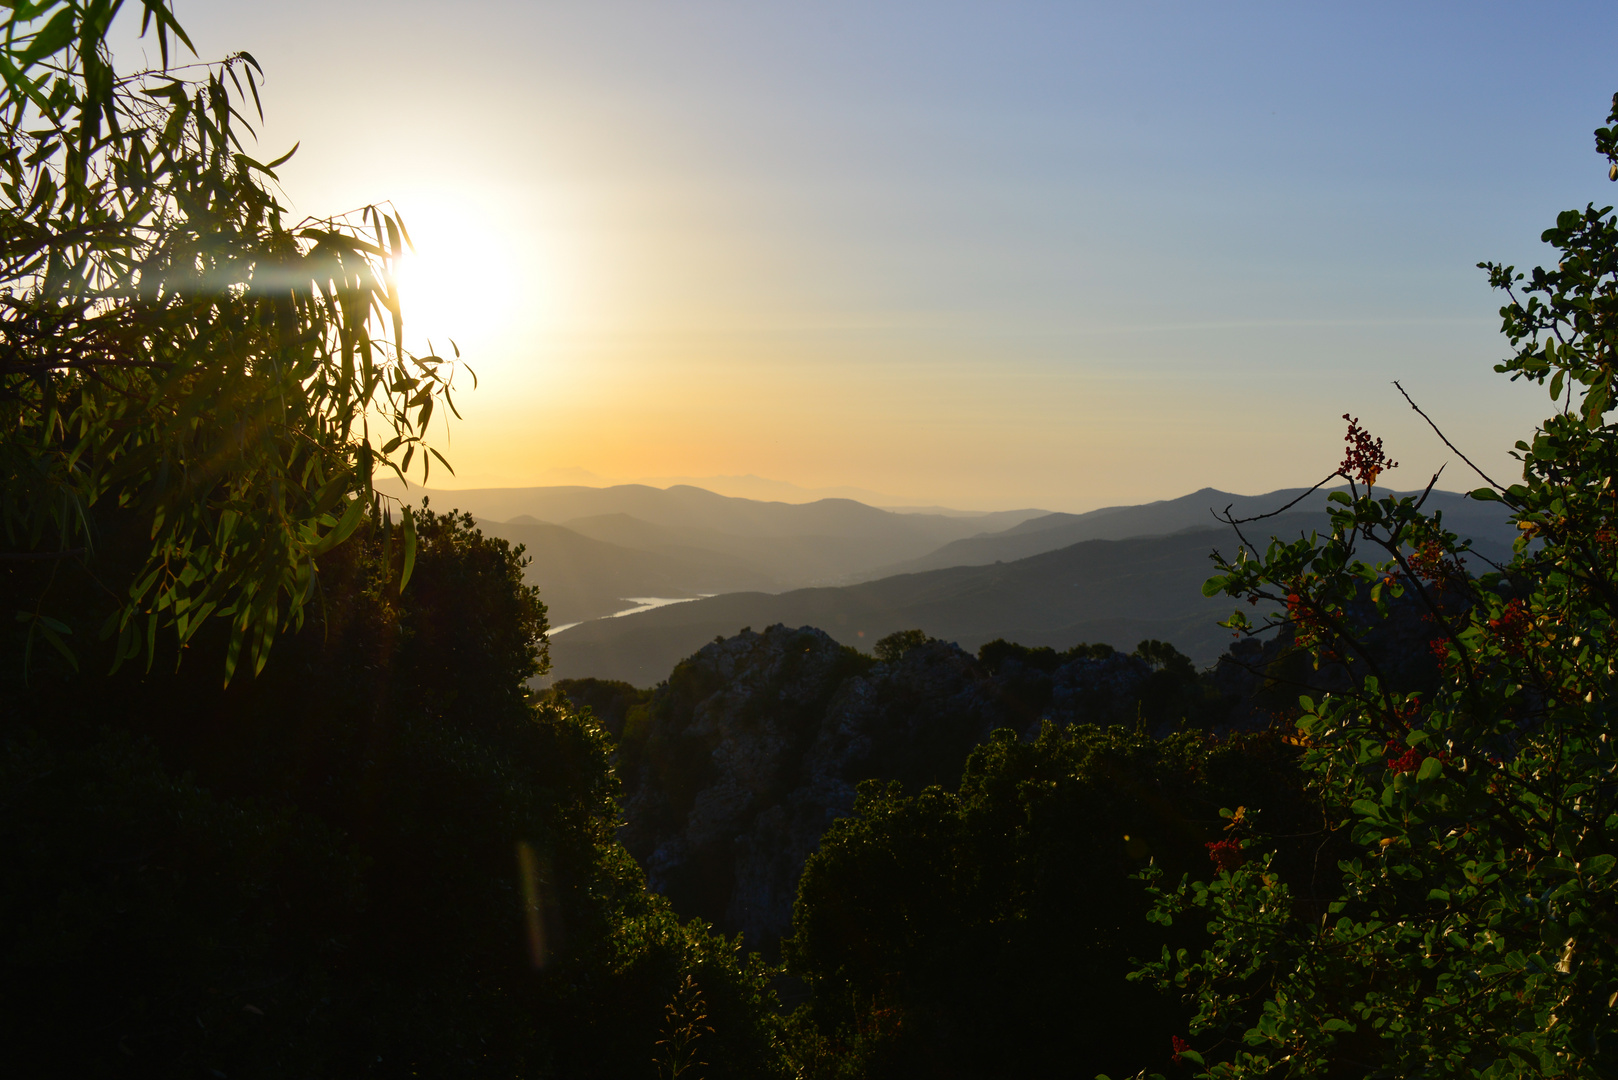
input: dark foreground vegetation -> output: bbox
[5,3,1618,1077]
[3,510,781,1077]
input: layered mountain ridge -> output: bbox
[379,479,1517,684]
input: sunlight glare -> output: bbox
[390,204,533,360]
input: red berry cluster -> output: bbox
[1385,740,1449,773]
[1205,838,1244,872]
[1171,1036,1191,1065]
[1340,414,1399,488]
[1486,599,1533,656]
[1408,539,1465,585]
[1286,589,1332,651]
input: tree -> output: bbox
[784,722,1310,1080]
[1136,94,1618,1078]
[873,628,930,663]
[1,0,463,681]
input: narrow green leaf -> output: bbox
[398,505,417,592]
[264,140,299,168]
[310,494,366,556]
[223,621,244,687]
[21,8,77,64]
[37,624,79,671]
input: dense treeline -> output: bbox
[556,624,1271,957]
[548,626,1327,1077]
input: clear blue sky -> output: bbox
[126,1,1618,509]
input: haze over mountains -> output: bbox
[863,486,1519,577]
[379,479,1518,686]
[546,519,1296,685]
[377,480,1046,624]
[484,468,948,508]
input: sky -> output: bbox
[115,1,1618,511]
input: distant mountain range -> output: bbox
[452,518,781,625]
[542,486,1520,686]
[860,486,1519,577]
[472,468,963,508]
[380,481,1043,539]
[544,515,1320,685]
[376,479,1519,684]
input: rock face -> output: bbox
[606,624,1180,951]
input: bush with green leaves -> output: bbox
[1135,95,1618,1079]
[784,721,1310,1080]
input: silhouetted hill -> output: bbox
[546,515,1333,684]
[867,487,1517,576]
[386,482,1043,540]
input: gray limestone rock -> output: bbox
[606,623,1233,951]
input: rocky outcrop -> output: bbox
[599,624,1202,951]
[615,626,860,941]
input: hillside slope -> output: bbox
[470,519,778,625]
[546,515,1328,684]
[866,487,1516,576]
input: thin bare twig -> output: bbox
[1412,465,1445,512]
[1394,381,1512,496]
[1213,473,1340,527]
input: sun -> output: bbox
[389,203,527,357]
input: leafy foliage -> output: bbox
[1,508,786,1078]
[785,722,1310,1080]
[1138,95,1618,1079]
[0,1,464,681]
